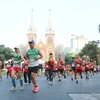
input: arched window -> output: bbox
[48,37,52,43]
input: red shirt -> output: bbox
[66,64,71,70]
[57,59,64,70]
[23,60,28,73]
[45,63,51,70]
[54,64,58,70]
[7,64,11,71]
[89,63,95,69]
[46,58,55,70]
[75,58,82,69]
[84,61,90,70]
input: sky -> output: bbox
[0,0,100,49]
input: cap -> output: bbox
[28,40,35,43]
[49,53,53,55]
[14,46,19,49]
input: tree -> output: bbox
[0,44,14,67]
[65,53,76,65]
[79,41,100,65]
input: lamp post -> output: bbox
[71,34,84,53]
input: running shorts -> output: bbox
[58,69,64,74]
[76,69,82,74]
[28,66,38,73]
[12,67,22,73]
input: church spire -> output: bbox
[46,9,54,34]
[28,9,36,34]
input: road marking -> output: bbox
[68,94,100,100]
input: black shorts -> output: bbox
[85,69,89,73]
[53,70,58,73]
[45,69,49,74]
[90,68,94,72]
[58,70,64,74]
[71,67,75,71]
[28,66,38,73]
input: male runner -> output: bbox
[6,61,11,78]
[84,59,90,79]
[47,53,55,84]
[44,61,50,80]
[25,40,43,93]
[65,64,71,76]
[57,55,66,82]
[10,46,24,91]
[23,58,31,84]
[75,55,83,84]
[70,57,76,80]
[89,59,95,76]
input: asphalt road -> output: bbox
[0,73,100,100]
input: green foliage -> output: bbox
[0,44,14,64]
[79,41,99,59]
[65,53,76,65]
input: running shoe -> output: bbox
[10,86,17,91]
[20,85,24,90]
[33,86,39,93]
[58,79,61,82]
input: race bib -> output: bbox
[25,66,28,69]
[76,64,80,67]
[72,63,75,67]
[91,66,93,68]
[58,64,61,67]
[29,59,34,64]
[46,65,48,68]
[86,65,89,67]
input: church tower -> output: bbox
[26,9,37,49]
[45,9,55,58]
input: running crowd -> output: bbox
[0,39,99,93]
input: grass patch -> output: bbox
[2,71,6,75]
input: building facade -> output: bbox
[26,9,55,60]
[70,37,88,52]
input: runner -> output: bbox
[25,40,43,93]
[89,59,95,76]
[23,58,31,84]
[57,55,66,82]
[53,63,58,77]
[38,64,43,76]
[10,46,24,91]
[70,57,76,81]
[84,59,90,79]
[6,61,11,78]
[44,61,50,80]
[75,55,83,84]
[65,64,71,76]
[0,60,2,80]
[47,53,55,84]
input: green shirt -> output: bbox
[13,53,21,67]
[27,48,39,67]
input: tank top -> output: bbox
[13,53,21,67]
[27,48,39,67]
